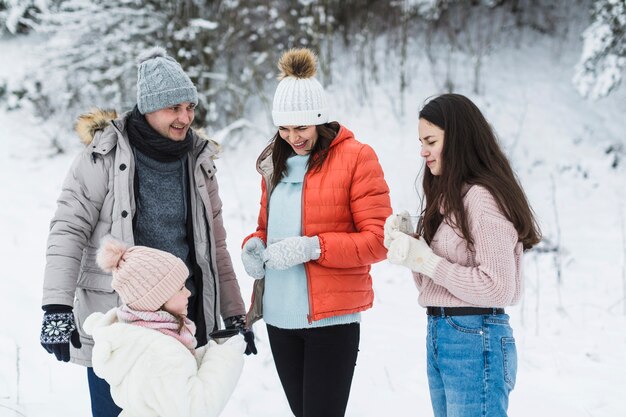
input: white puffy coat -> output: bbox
[84,309,244,417]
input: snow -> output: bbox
[1,28,626,417]
[190,19,219,31]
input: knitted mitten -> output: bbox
[241,237,266,279]
[386,231,441,277]
[263,236,320,270]
[40,305,82,362]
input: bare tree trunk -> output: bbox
[444,44,455,93]
[619,202,626,316]
[323,0,333,85]
[398,0,410,117]
[473,54,482,94]
[550,173,563,286]
[16,343,20,405]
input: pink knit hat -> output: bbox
[97,237,189,311]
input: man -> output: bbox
[40,46,256,417]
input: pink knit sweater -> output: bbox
[415,185,523,308]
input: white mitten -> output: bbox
[241,237,266,279]
[386,230,441,276]
[384,211,413,248]
[263,236,321,270]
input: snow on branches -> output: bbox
[573,0,626,99]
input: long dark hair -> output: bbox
[269,122,340,190]
[418,94,541,250]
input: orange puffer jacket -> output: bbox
[244,125,392,322]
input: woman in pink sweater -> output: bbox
[384,93,541,417]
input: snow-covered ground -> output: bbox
[1,30,625,417]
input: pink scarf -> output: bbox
[117,305,197,353]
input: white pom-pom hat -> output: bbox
[272,48,329,127]
[97,236,189,311]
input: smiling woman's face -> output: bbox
[278,125,318,155]
[419,118,445,176]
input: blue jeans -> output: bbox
[87,367,122,417]
[426,313,517,417]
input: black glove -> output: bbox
[224,314,257,355]
[40,304,82,362]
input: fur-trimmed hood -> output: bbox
[75,109,118,145]
[74,108,220,157]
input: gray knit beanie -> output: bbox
[136,46,198,115]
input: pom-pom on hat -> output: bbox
[272,48,329,127]
[136,46,198,115]
[97,236,189,312]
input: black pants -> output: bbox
[267,323,360,417]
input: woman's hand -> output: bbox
[241,237,266,279]
[384,211,414,248]
[386,230,441,276]
[263,236,321,270]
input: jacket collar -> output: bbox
[74,108,220,159]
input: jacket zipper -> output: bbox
[196,142,219,332]
[301,172,314,324]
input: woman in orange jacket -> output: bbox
[241,48,391,417]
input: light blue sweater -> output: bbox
[263,154,360,329]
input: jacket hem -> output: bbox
[70,356,92,367]
[309,302,373,322]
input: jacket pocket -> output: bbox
[76,247,115,293]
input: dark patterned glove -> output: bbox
[224,314,257,355]
[40,305,82,362]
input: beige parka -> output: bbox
[42,109,246,366]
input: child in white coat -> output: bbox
[84,237,244,417]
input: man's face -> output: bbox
[144,102,196,141]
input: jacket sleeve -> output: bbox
[242,178,268,246]
[206,172,246,319]
[315,145,392,269]
[188,337,245,417]
[118,335,244,417]
[42,148,110,307]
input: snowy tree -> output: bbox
[23,0,168,133]
[0,0,47,34]
[415,0,574,94]
[573,0,626,99]
[10,0,595,148]
[20,1,327,140]
[20,0,287,138]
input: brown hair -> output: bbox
[160,305,188,332]
[269,122,340,190]
[418,94,541,250]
